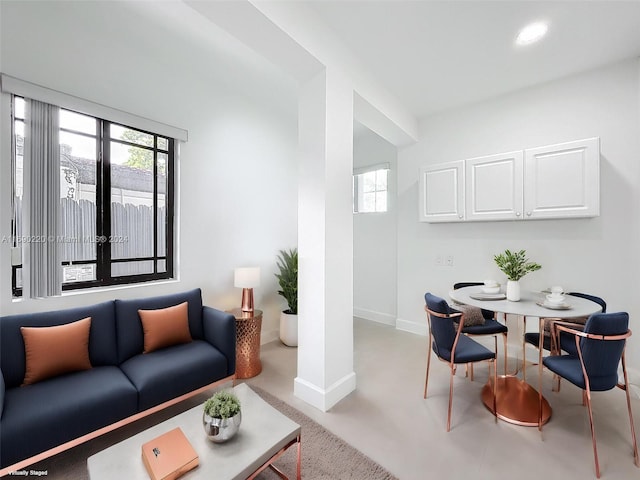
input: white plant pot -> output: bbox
[279,311,298,347]
[506,280,521,302]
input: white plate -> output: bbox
[536,301,572,310]
[470,293,506,301]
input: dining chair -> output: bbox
[453,282,508,376]
[524,292,606,387]
[539,312,639,478]
[424,292,497,432]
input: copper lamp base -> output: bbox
[241,288,254,313]
[482,376,552,427]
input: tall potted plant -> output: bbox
[494,249,541,301]
[275,248,298,346]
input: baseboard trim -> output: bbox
[294,372,357,412]
[395,317,427,336]
[353,307,395,326]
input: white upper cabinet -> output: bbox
[419,161,464,222]
[419,137,600,223]
[523,137,600,219]
[465,151,524,221]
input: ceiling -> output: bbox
[302,0,640,119]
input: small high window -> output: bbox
[353,166,389,213]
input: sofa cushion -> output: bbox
[0,301,117,389]
[21,317,92,385]
[0,366,138,468]
[115,289,204,363]
[139,302,192,353]
[120,340,228,411]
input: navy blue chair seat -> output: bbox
[461,318,508,336]
[453,282,508,376]
[424,292,497,432]
[540,312,638,478]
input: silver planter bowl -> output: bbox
[202,411,242,443]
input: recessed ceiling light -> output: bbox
[516,22,548,46]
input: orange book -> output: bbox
[141,427,199,480]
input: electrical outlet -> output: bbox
[445,255,454,266]
[435,255,443,266]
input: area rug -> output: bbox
[251,386,397,480]
[9,385,397,480]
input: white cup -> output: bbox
[484,279,498,287]
[550,286,564,294]
[546,293,565,304]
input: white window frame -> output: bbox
[353,163,390,214]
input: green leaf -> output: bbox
[275,248,298,314]
[494,249,541,281]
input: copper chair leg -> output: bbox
[424,332,433,399]
[621,353,640,467]
[493,337,498,422]
[522,316,528,382]
[447,365,456,432]
[584,388,601,478]
[502,332,508,376]
[470,362,474,381]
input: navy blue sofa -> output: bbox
[0,288,236,471]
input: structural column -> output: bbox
[294,68,356,411]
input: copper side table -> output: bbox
[228,308,263,379]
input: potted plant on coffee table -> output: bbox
[275,248,298,346]
[202,390,242,443]
[494,249,541,301]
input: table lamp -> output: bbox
[234,267,260,312]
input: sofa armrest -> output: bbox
[0,370,5,420]
[202,306,236,376]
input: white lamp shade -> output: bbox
[234,267,260,288]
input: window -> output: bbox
[353,166,389,213]
[11,95,175,297]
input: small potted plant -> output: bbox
[494,249,541,301]
[275,248,298,346]
[202,390,241,443]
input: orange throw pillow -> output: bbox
[21,317,92,386]
[138,302,192,353]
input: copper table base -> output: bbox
[482,375,552,427]
[228,308,263,379]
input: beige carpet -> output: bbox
[7,385,396,480]
[251,386,397,480]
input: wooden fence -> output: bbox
[15,197,166,277]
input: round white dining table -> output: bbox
[449,285,603,427]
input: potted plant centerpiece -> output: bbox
[494,249,542,301]
[202,390,241,443]
[275,248,298,346]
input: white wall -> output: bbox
[353,126,397,325]
[0,1,298,342]
[397,59,640,372]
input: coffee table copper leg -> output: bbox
[248,434,302,480]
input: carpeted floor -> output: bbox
[251,387,397,480]
[5,384,396,480]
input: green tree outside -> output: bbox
[121,129,166,174]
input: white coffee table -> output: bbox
[87,383,301,479]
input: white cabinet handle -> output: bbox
[516,212,521,217]
[527,212,532,217]
[458,214,463,219]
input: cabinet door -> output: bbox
[524,137,600,219]
[465,151,524,221]
[419,161,464,222]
